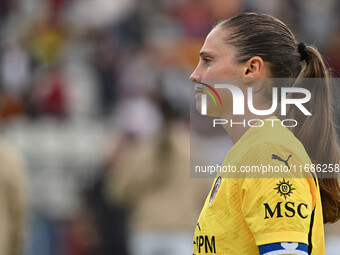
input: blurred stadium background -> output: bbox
[0,0,340,254]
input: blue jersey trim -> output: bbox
[259,242,308,255]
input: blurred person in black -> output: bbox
[81,143,130,255]
[83,168,129,255]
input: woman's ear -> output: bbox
[242,56,266,82]
[241,56,269,93]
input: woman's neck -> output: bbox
[221,113,275,144]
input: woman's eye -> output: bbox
[203,58,212,65]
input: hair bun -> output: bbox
[298,42,308,61]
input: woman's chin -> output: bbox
[195,102,220,117]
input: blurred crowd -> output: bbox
[0,0,340,255]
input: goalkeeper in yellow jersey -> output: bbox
[190,13,340,255]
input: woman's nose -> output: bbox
[190,66,201,83]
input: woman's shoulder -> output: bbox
[233,122,311,165]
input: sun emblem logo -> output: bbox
[274,178,295,199]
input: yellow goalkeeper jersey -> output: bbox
[193,117,324,255]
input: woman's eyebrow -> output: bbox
[199,51,215,57]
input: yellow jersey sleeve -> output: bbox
[236,142,317,246]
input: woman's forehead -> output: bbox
[200,28,234,56]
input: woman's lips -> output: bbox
[195,81,210,92]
